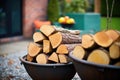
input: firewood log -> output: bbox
[26,54,34,62]
[28,42,42,57]
[56,44,81,54]
[36,53,48,64]
[49,32,81,48]
[93,31,113,47]
[81,34,97,49]
[43,40,52,54]
[48,52,59,63]
[54,27,80,35]
[33,32,47,43]
[109,43,120,59]
[72,45,86,60]
[40,25,56,37]
[105,30,120,41]
[87,49,110,65]
[58,54,67,63]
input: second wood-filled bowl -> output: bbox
[69,52,120,80]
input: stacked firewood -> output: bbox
[73,30,120,66]
[26,25,81,64]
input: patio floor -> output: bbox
[0,39,81,80]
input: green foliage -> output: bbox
[101,0,120,17]
[101,17,120,30]
[63,0,89,13]
[47,0,60,23]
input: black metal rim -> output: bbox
[19,55,73,67]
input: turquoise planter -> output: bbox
[66,13,101,33]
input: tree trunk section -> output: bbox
[56,44,81,54]
[40,25,56,36]
[87,49,110,65]
[93,31,113,47]
[33,32,47,43]
[49,32,81,49]
[55,27,80,35]
[36,53,48,64]
[58,54,67,63]
[105,30,120,41]
[81,34,97,49]
[109,43,120,59]
[72,45,86,60]
[28,42,42,57]
[43,40,52,54]
[48,52,59,63]
[26,54,34,62]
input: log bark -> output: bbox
[48,52,59,63]
[43,40,52,54]
[93,31,113,47]
[72,45,86,60]
[36,53,48,64]
[87,49,110,65]
[58,54,67,63]
[55,27,80,35]
[33,32,47,43]
[56,44,81,54]
[81,34,97,49]
[40,25,56,36]
[49,32,81,48]
[109,43,120,59]
[28,42,42,57]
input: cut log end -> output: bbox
[82,34,96,49]
[72,45,86,60]
[58,54,67,63]
[49,32,62,49]
[93,31,113,47]
[48,52,59,63]
[36,53,47,64]
[40,25,56,36]
[109,43,120,59]
[33,32,47,43]
[87,49,110,65]
[28,42,42,57]
[26,54,34,62]
[56,44,68,54]
[105,30,120,41]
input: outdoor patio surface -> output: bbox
[0,39,81,80]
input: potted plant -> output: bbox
[60,0,100,33]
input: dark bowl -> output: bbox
[69,52,120,80]
[61,23,74,29]
[20,55,76,80]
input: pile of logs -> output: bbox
[73,30,120,66]
[26,25,81,64]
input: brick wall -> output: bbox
[0,0,48,43]
[23,0,48,38]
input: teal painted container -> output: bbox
[66,13,100,33]
[84,13,100,32]
[66,13,84,30]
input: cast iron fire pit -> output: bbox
[20,55,76,80]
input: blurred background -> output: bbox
[0,0,120,80]
[0,0,120,42]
